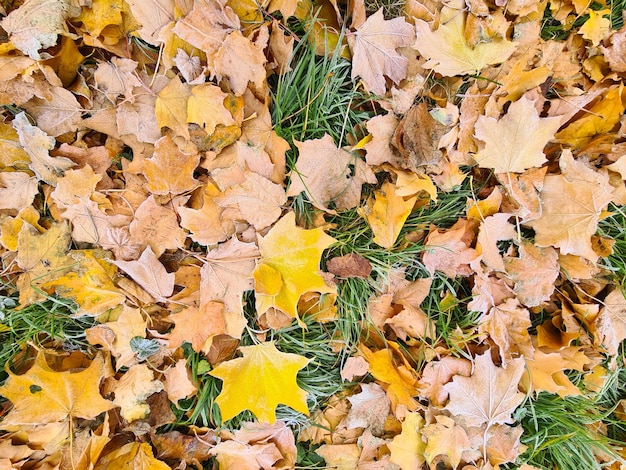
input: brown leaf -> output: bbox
[327,253,372,278]
[342,383,390,435]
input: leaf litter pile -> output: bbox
[1,0,626,468]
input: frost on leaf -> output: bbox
[1,0,80,60]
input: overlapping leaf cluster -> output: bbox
[0,0,625,468]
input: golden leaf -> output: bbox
[209,341,310,423]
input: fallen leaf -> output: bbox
[423,219,478,277]
[473,96,562,173]
[388,411,426,469]
[209,341,310,423]
[358,343,419,411]
[94,442,170,470]
[444,351,525,427]
[362,180,417,249]
[254,212,337,322]
[143,134,200,195]
[210,440,282,470]
[12,111,75,185]
[0,352,114,428]
[342,383,390,435]
[348,9,415,95]
[478,298,534,366]
[315,444,360,470]
[288,134,376,213]
[327,253,373,279]
[413,0,516,76]
[187,83,236,135]
[114,246,175,302]
[422,415,473,469]
[112,363,164,423]
[213,30,267,95]
[167,302,225,354]
[1,0,80,60]
[417,356,472,406]
[0,172,38,211]
[162,359,197,403]
[155,75,192,140]
[524,151,613,261]
[504,242,560,307]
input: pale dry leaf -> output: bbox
[422,415,472,469]
[417,356,472,406]
[0,172,38,211]
[125,0,176,45]
[504,242,559,307]
[200,237,260,337]
[343,383,390,435]
[129,195,187,257]
[476,213,516,272]
[213,30,267,96]
[114,246,175,301]
[12,111,75,185]
[288,134,376,213]
[524,151,613,261]
[1,0,80,59]
[444,351,525,427]
[214,171,286,231]
[348,9,415,95]
[473,96,562,173]
[163,360,197,404]
[23,86,83,137]
[478,298,534,366]
[172,0,239,62]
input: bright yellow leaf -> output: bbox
[388,411,426,469]
[42,250,126,316]
[209,341,310,423]
[253,212,337,322]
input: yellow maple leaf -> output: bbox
[42,250,126,316]
[388,411,426,469]
[414,0,516,77]
[75,0,124,39]
[142,134,200,195]
[16,221,74,306]
[209,341,310,423]
[473,96,562,173]
[358,343,419,411]
[422,415,472,469]
[187,83,236,135]
[0,352,115,429]
[361,180,417,249]
[253,211,337,322]
[155,75,192,140]
[94,442,170,470]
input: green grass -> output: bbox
[513,366,626,470]
[0,292,95,382]
[598,204,626,290]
